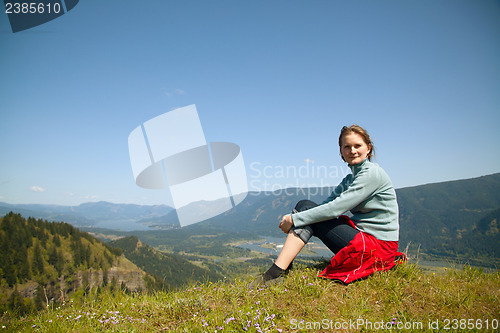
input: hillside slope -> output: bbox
[110,236,223,290]
[0,212,147,315]
[396,173,500,262]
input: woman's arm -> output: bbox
[320,175,351,205]
[292,167,383,227]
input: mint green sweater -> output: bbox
[292,159,399,241]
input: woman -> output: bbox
[252,125,404,287]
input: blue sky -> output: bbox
[0,0,499,206]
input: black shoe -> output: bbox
[247,274,284,290]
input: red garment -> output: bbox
[318,215,405,284]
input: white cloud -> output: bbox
[164,88,187,97]
[29,186,46,192]
[304,158,315,164]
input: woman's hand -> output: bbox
[279,214,294,234]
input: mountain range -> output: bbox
[1,173,499,264]
[0,201,174,230]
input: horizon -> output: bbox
[1,1,499,208]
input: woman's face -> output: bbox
[341,133,371,165]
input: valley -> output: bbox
[1,172,499,317]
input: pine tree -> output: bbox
[33,242,44,275]
[53,234,61,247]
[48,246,64,274]
[19,250,31,281]
[102,269,108,286]
[34,286,45,310]
[4,260,17,287]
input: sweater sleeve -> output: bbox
[292,167,382,227]
[320,176,351,205]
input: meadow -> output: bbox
[3,261,499,332]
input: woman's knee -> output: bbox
[310,219,359,249]
[291,226,313,244]
[294,200,318,212]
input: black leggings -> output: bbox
[291,200,359,254]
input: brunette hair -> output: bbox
[338,125,374,161]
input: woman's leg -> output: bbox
[274,199,318,269]
[274,232,306,270]
[250,200,358,287]
[250,200,317,286]
[310,219,359,254]
[270,219,358,281]
[274,216,359,270]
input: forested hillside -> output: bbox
[426,207,500,261]
[396,173,500,265]
[0,212,146,315]
[110,236,223,290]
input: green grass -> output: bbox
[2,263,499,332]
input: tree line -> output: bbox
[0,212,124,316]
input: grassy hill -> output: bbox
[3,262,499,332]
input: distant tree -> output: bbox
[84,244,92,268]
[21,227,32,248]
[102,269,108,286]
[33,243,44,275]
[19,251,31,281]
[103,250,114,267]
[71,230,81,243]
[39,229,48,248]
[109,276,118,292]
[48,246,64,275]
[34,286,45,310]
[53,234,61,247]
[4,261,17,287]
[71,240,84,267]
